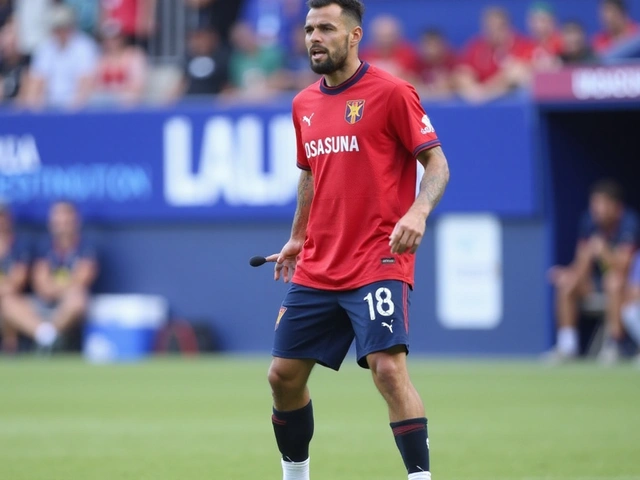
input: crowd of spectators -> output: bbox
[0,0,638,108]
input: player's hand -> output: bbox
[588,235,607,259]
[389,209,427,255]
[265,239,304,283]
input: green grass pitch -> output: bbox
[1,356,639,480]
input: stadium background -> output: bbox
[1,0,639,358]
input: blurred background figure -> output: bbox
[226,21,283,101]
[547,180,639,364]
[65,0,100,36]
[14,0,50,56]
[527,2,563,71]
[2,202,98,353]
[20,4,98,109]
[0,16,29,104]
[0,0,12,29]
[622,252,640,365]
[559,20,596,64]
[415,28,456,99]
[455,7,535,103]
[360,14,419,82]
[0,206,29,354]
[268,25,319,92]
[174,26,229,99]
[91,22,147,106]
[100,0,156,50]
[593,0,639,53]
[183,0,244,45]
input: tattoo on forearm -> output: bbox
[419,147,449,210]
[291,171,314,238]
[298,171,314,208]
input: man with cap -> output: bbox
[20,4,98,109]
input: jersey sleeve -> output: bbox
[388,83,441,159]
[292,104,310,171]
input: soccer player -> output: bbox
[264,1,450,479]
[2,201,98,351]
[547,180,639,363]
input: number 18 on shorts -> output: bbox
[272,280,411,370]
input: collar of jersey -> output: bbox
[319,61,369,95]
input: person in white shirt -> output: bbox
[20,4,98,109]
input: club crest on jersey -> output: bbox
[345,99,365,124]
[275,306,287,330]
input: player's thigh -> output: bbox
[272,283,354,371]
[339,280,411,368]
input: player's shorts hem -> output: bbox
[356,342,409,369]
[271,349,342,371]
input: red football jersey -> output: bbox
[291,62,441,291]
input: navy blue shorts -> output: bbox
[272,280,411,370]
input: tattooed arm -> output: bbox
[290,169,315,242]
[389,146,450,254]
[267,170,314,282]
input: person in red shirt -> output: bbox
[416,28,457,99]
[454,7,535,103]
[593,0,639,53]
[264,1,450,480]
[360,14,419,83]
[527,2,563,71]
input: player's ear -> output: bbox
[350,25,363,47]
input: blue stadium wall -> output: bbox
[0,97,554,356]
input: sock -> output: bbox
[557,327,578,356]
[408,473,431,480]
[391,417,430,475]
[281,457,310,480]
[35,323,57,347]
[272,400,314,463]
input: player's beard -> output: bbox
[309,38,349,75]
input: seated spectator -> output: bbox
[20,4,98,109]
[547,180,639,364]
[226,21,284,100]
[0,16,29,103]
[415,28,456,99]
[2,201,98,352]
[268,26,319,92]
[100,0,156,50]
[90,23,147,106]
[622,252,640,364]
[360,14,419,82]
[593,0,639,54]
[175,26,230,98]
[527,2,563,71]
[454,7,535,103]
[184,0,244,44]
[0,206,29,354]
[559,21,597,65]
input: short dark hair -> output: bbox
[591,179,624,203]
[602,0,628,14]
[307,0,365,25]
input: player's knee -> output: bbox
[64,288,88,316]
[267,361,304,395]
[369,354,405,395]
[604,272,625,294]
